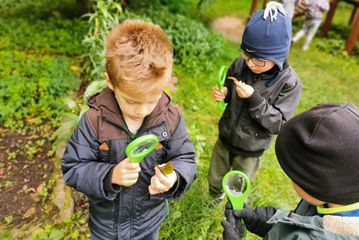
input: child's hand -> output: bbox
[228,77,254,98]
[111,157,141,186]
[148,166,178,195]
[212,84,228,102]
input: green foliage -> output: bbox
[81,0,123,81]
[0,51,81,127]
[128,0,195,16]
[0,0,82,18]
[0,15,87,56]
[144,6,226,74]
[2,0,359,239]
[51,80,107,144]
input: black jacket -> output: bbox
[219,58,302,156]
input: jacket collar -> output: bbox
[86,87,172,130]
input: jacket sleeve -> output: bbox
[250,206,278,237]
[161,113,197,200]
[245,70,303,134]
[61,113,119,202]
[223,60,240,104]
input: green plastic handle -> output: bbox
[222,170,251,237]
[125,134,158,186]
[217,65,227,111]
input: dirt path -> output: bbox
[211,16,246,44]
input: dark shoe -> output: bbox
[214,193,226,205]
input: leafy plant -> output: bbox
[51,80,107,144]
[0,52,81,128]
[81,0,123,81]
[140,5,226,74]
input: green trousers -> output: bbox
[207,138,261,197]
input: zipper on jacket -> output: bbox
[103,116,128,133]
[229,74,260,141]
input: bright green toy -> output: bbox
[222,170,251,237]
[125,134,158,186]
[217,65,227,111]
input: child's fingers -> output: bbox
[149,176,166,194]
[121,158,141,171]
[227,76,238,82]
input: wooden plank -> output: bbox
[345,10,359,54]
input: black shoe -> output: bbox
[213,193,226,205]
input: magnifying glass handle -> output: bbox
[222,170,251,238]
[125,134,158,187]
[217,65,227,111]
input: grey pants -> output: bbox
[292,19,322,48]
[207,138,261,197]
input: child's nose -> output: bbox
[136,105,148,115]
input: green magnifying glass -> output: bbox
[217,65,227,111]
[125,134,158,186]
[222,170,251,237]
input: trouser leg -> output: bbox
[232,155,262,181]
[304,19,321,47]
[208,138,231,197]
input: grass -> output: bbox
[160,1,359,239]
[1,0,359,239]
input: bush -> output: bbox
[0,51,81,127]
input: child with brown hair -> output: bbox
[61,19,197,240]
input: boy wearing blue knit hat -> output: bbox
[208,2,302,203]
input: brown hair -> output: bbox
[105,19,173,95]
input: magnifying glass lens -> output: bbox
[131,141,155,155]
[225,174,247,196]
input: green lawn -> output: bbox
[161,1,359,239]
[1,0,358,239]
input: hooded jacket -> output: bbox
[219,57,302,156]
[61,87,197,239]
[265,200,359,239]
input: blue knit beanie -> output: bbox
[241,2,291,71]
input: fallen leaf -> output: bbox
[25,118,37,124]
[36,184,43,193]
[24,207,35,218]
[0,129,9,134]
[25,188,37,194]
[155,161,174,175]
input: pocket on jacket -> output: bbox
[138,193,165,226]
[154,145,167,163]
[89,199,117,232]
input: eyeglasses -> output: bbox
[239,49,267,67]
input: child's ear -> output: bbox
[104,72,114,90]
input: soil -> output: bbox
[211,16,246,44]
[0,124,88,231]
